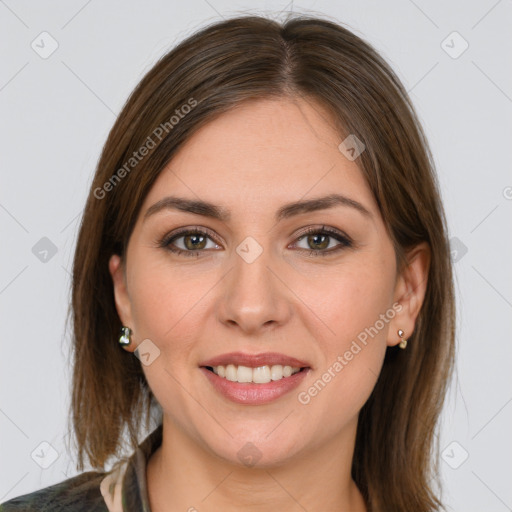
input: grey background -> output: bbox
[1,1,511,510]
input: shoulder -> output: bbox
[0,471,108,512]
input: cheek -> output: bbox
[126,258,211,418]
[294,253,394,414]
[127,256,213,354]
[292,249,395,343]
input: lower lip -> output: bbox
[200,367,310,405]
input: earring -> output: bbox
[398,329,408,349]
[119,326,132,346]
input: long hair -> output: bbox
[70,14,455,511]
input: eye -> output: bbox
[159,228,221,257]
[291,226,353,257]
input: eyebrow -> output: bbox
[143,193,373,223]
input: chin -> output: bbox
[203,432,305,469]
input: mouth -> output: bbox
[199,351,312,384]
[202,364,308,384]
[198,352,312,405]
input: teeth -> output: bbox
[270,365,283,380]
[211,364,301,384]
[237,365,252,383]
[253,366,271,384]
[225,364,237,381]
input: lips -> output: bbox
[199,351,311,369]
[200,365,311,405]
[199,352,312,405]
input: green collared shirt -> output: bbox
[0,424,163,511]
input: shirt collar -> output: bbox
[123,423,163,511]
[100,423,163,512]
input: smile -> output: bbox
[200,365,310,405]
[205,364,303,384]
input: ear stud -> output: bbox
[398,329,408,350]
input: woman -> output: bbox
[1,13,455,512]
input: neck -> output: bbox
[146,416,367,512]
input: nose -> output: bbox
[216,239,292,335]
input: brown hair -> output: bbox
[70,13,455,512]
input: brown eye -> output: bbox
[293,227,353,257]
[160,228,221,257]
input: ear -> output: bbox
[109,254,135,352]
[387,242,431,347]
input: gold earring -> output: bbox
[398,329,408,349]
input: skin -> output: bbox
[109,96,430,512]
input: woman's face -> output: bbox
[110,96,416,467]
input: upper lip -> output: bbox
[200,352,311,369]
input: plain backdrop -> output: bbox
[1,1,511,510]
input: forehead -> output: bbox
[141,97,379,222]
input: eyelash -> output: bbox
[158,225,353,258]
